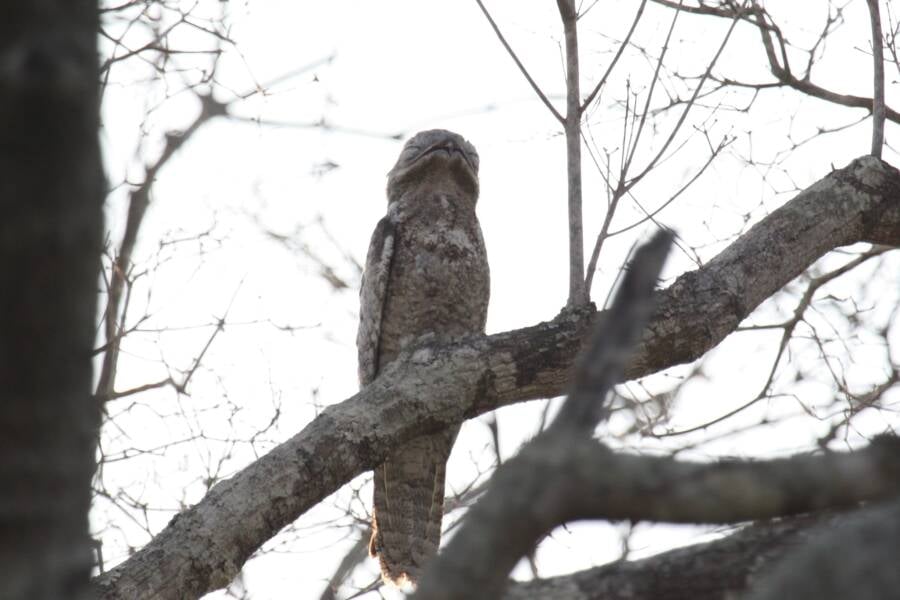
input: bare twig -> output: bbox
[472,0,564,124]
[96,50,345,403]
[584,2,738,296]
[95,93,226,401]
[651,0,900,124]
[580,0,649,113]
[623,3,742,192]
[655,246,890,438]
[620,0,683,180]
[318,533,369,600]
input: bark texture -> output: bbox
[747,500,900,600]
[93,156,900,599]
[0,3,103,599]
[413,231,674,600]
[501,509,839,599]
[412,436,900,599]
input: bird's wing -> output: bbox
[357,215,396,386]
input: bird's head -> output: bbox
[386,129,480,204]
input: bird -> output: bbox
[357,129,490,586]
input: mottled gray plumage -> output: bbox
[357,129,490,585]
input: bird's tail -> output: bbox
[370,425,460,586]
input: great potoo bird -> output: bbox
[357,129,490,586]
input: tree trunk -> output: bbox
[0,3,103,599]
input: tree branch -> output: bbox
[412,219,900,599]
[557,0,588,306]
[580,0,648,113]
[416,436,900,599]
[92,156,900,599]
[866,0,886,157]
[650,0,900,124]
[472,0,564,124]
[500,507,864,600]
[95,93,225,400]
[552,231,672,432]
[411,232,669,599]
[747,499,900,600]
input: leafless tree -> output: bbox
[5,1,897,599]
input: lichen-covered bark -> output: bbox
[93,156,900,599]
[0,3,103,599]
[632,156,900,377]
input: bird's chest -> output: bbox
[379,194,489,352]
[392,194,483,283]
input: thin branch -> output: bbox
[318,533,369,600]
[620,0,683,179]
[95,51,347,403]
[226,114,402,140]
[580,0,649,112]
[472,0,564,124]
[866,0,885,157]
[623,4,742,193]
[234,53,335,101]
[94,92,226,402]
[557,0,588,306]
[651,0,900,124]
[654,246,891,438]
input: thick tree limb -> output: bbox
[747,499,900,600]
[414,437,900,599]
[553,230,672,432]
[92,156,900,599]
[412,224,900,599]
[500,507,868,600]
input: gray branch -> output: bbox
[92,155,900,599]
[747,499,900,600]
[557,0,588,307]
[501,504,896,600]
[415,176,900,598]
[865,0,885,157]
[552,231,672,432]
[412,394,900,596]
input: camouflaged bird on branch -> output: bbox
[357,129,490,586]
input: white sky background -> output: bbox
[95,1,900,598]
